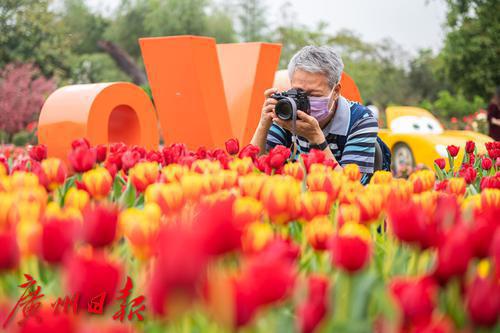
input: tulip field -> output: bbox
[0,138,499,333]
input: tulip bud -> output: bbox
[82,203,119,248]
[0,230,19,270]
[343,164,360,182]
[82,167,113,200]
[129,161,159,192]
[466,274,500,327]
[387,197,426,245]
[225,138,240,155]
[283,162,305,181]
[296,276,329,333]
[305,216,334,251]
[28,144,47,162]
[331,222,371,272]
[68,146,96,173]
[95,144,107,163]
[238,173,267,199]
[160,164,188,183]
[446,177,466,197]
[180,173,205,201]
[233,196,263,228]
[481,157,492,171]
[300,191,330,221]
[307,171,344,203]
[228,157,254,176]
[120,203,161,260]
[370,170,393,184]
[242,221,274,254]
[446,145,459,157]
[336,204,361,227]
[355,185,386,223]
[409,170,435,193]
[434,158,446,170]
[338,181,363,205]
[434,223,472,282]
[390,276,438,327]
[261,176,301,224]
[64,187,90,211]
[465,140,475,154]
[41,158,67,191]
[145,182,184,216]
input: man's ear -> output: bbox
[334,83,342,97]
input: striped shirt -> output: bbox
[266,96,379,182]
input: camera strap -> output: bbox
[287,97,298,159]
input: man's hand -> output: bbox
[259,88,279,129]
[274,111,325,144]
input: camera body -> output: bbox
[271,88,310,121]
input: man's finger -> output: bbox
[264,88,279,98]
[265,98,278,105]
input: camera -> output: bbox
[271,88,310,120]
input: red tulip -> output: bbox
[40,215,77,264]
[121,150,141,173]
[95,144,107,163]
[64,253,121,309]
[409,316,455,333]
[387,197,425,244]
[434,223,472,283]
[28,144,47,162]
[481,157,492,170]
[71,138,91,150]
[459,166,477,184]
[491,228,500,281]
[331,222,371,273]
[68,146,96,173]
[465,140,475,154]
[225,138,240,155]
[480,175,500,190]
[268,145,291,169]
[390,276,437,327]
[146,150,164,164]
[238,144,260,162]
[446,145,459,157]
[296,276,329,333]
[82,203,119,248]
[0,230,19,270]
[434,158,445,170]
[149,225,209,315]
[466,275,500,327]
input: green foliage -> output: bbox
[441,0,500,99]
[0,0,71,78]
[237,0,268,42]
[69,53,131,83]
[422,90,485,119]
[11,130,33,146]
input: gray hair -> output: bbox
[287,46,344,88]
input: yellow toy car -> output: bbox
[378,106,493,173]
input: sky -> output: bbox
[87,0,448,55]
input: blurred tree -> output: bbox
[441,0,499,99]
[205,2,238,43]
[58,0,109,55]
[407,49,448,102]
[0,0,71,78]
[237,0,268,42]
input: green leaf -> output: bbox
[119,180,136,208]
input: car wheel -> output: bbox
[392,143,415,175]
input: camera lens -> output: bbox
[275,98,295,120]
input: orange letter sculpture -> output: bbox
[38,83,158,160]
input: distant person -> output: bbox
[488,87,500,141]
[364,100,380,120]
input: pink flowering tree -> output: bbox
[0,63,56,141]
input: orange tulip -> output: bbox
[129,161,159,192]
[238,173,268,199]
[261,176,301,224]
[41,158,67,191]
[481,188,500,210]
[412,191,438,217]
[300,191,331,221]
[145,182,184,215]
[0,163,6,177]
[307,171,344,203]
[191,159,222,174]
[233,196,263,228]
[229,157,254,176]
[370,170,393,184]
[337,204,361,227]
[82,167,113,200]
[355,190,385,224]
[64,187,90,211]
[242,221,274,253]
[11,171,39,189]
[338,181,363,205]
[305,216,334,251]
[389,179,414,202]
[180,173,205,201]
[446,177,466,197]
[409,170,435,193]
[12,186,48,208]
[0,193,15,229]
[343,164,361,182]
[283,162,305,181]
[119,203,161,260]
[160,164,188,183]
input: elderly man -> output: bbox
[251,46,390,183]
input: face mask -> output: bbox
[308,90,334,122]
